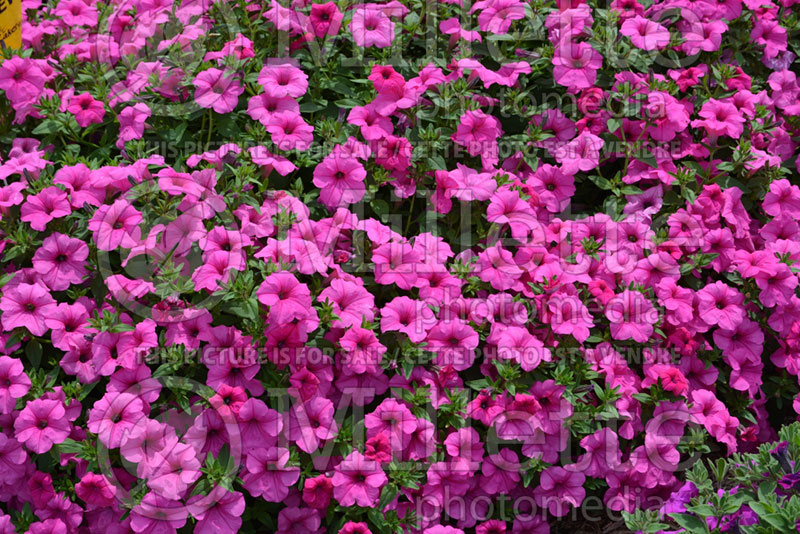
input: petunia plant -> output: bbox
[0,0,799,532]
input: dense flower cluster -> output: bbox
[0,0,799,532]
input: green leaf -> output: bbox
[377,484,397,511]
[762,513,791,530]
[620,185,643,195]
[370,199,389,219]
[56,438,86,454]
[299,101,327,112]
[607,117,622,133]
[334,98,361,109]
[685,504,715,518]
[758,480,777,501]
[637,152,658,169]
[32,119,60,135]
[587,174,613,190]
[25,340,42,369]
[669,513,707,532]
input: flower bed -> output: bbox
[0,0,799,533]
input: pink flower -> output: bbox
[286,397,338,453]
[257,271,313,323]
[380,296,435,343]
[189,488,245,534]
[604,290,658,343]
[32,233,89,291]
[147,442,202,499]
[372,241,421,290]
[192,251,244,292]
[481,449,521,495]
[347,104,393,140]
[117,103,151,149]
[546,292,595,343]
[237,398,282,448]
[697,281,745,331]
[312,148,367,208]
[682,20,727,55]
[88,199,142,251]
[533,466,585,517]
[276,508,320,534]
[75,473,116,508]
[555,131,604,175]
[130,493,188,534]
[258,64,308,98]
[552,41,602,90]
[476,244,523,291]
[303,475,334,509]
[66,93,105,127]
[620,16,670,50]
[340,522,372,534]
[14,399,71,453]
[319,278,376,329]
[266,111,314,151]
[331,451,388,507]
[527,164,574,212]
[491,325,551,371]
[0,56,46,96]
[476,0,525,34]
[763,179,800,218]
[365,398,417,451]
[87,392,145,449]
[20,186,71,231]
[643,364,689,397]
[0,283,56,336]
[308,2,344,37]
[119,419,177,466]
[350,7,395,48]
[425,319,479,370]
[451,109,502,158]
[690,99,746,139]
[193,68,245,114]
[0,357,30,414]
[339,327,386,375]
[54,0,98,25]
[751,19,787,59]
[242,447,300,502]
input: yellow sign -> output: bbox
[0,0,21,50]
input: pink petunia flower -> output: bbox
[620,16,670,50]
[193,68,245,114]
[266,111,314,151]
[87,392,145,449]
[88,199,142,251]
[555,131,604,175]
[0,356,30,414]
[533,466,586,517]
[117,103,151,149]
[690,99,746,139]
[188,487,245,534]
[308,2,344,37]
[350,6,395,48]
[32,233,89,291]
[130,493,188,534]
[258,64,308,98]
[604,290,658,343]
[331,451,388,507]
[696,281,745,331]
[66,93,105,127]
[0,283,56,336]
[552,41,602,90]
[14,398,71,453]
[20,186,71,231]
[312,147,368,208]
